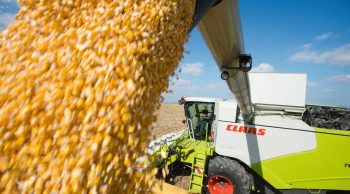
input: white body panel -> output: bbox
[184,97,220,103]
[214,115,317,165]
[249,73,307,108]
[214,99,237,123]
[180,94,317,165]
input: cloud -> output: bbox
[328,74,350,83]
[321,89,333,93]
[251,63,275,73]
[314,32,334,41]
[307,81,321,88]
[297,43,312,50]
[302,43,312,49]
[306,81,331,93]
[172,79,193,88]
[205,82,227,90]
[181,62,204,76]
[205,82,232,99]
[0,13,15,30]
[289,44,350,65]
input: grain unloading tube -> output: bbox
[194,0,254,121]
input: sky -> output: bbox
[167,0,350,107]
[0,0,349,107]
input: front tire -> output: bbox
[205,156,251,194]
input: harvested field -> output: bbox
[151,103,187,139]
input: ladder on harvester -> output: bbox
[189,153,207,193]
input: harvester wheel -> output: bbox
[205,156,251,194]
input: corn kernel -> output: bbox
[0,0,196,193]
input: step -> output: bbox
[194,155,206,168]
[195,153,207,159]
[189,180,203,192]
[189,154,207,193]
[189,173,204,192]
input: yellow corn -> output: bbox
[0,0,196,193]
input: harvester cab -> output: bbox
[180,97,215,141]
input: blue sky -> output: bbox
[167,0,350,107]
[0,0,349,106]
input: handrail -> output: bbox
[187,118,195,140]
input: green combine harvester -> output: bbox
[148,0,350,193]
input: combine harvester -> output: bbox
[150,0,350,193]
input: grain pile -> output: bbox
[0,0,195,193]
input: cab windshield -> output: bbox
[184,102,215,140]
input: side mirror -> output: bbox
[182,119,187,124]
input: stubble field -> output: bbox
[151,103,187,139]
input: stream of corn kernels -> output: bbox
[0,0,195,193]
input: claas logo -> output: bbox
[226,124,266,136]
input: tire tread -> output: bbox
[206,156,251,194]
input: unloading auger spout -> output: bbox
[192,0,254,121]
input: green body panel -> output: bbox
[157,133,214,166]
[154,132,214,193]
[251,128,350,190]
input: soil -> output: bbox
[165,162,191,190]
